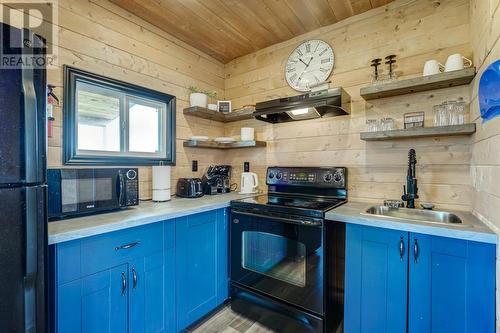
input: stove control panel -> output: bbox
[267,167,346,188]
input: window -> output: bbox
[63,66,176,165]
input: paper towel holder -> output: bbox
[152,162,171,202]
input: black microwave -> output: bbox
[48,168,139,220]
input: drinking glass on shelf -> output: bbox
[453,101,466,125]
[443,101,456,126]
[381,117,395,131]
[433,104,445,126]
[366,119,379,132]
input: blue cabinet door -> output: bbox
[129,252,166,333]
[408,233,496,333]
[57,264,128,333]
[344,224,408,333]
[176,209,228,330]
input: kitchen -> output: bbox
[0,0,499,332]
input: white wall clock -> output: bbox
[284,39,335,92]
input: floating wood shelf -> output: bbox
[360,124,476,141]
[183,106,255,122]
[183,140,266,149]
[360,68,476,100]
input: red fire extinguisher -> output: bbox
[47,84,59,138]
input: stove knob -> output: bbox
[268,172,275,179]
[276,173,282,180]
[334,170,343,183]
[324,173,333,182]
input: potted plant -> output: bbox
[188,86,217,108]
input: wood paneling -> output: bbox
[109,0,394,63]
[224,0,473,210]
[4,0,227,200]
[469,0,500,329]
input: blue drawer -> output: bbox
[57,221,174,284]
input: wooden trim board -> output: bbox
[360,124,476,141]
[360,68,476,100]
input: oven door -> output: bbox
[230,209,324,315]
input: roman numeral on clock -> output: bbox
[305,43,311,53]
[320,68,329,73]
[321,58,331,64]
[289,73,298,82]
[286,67,296,73]
[319,49,328,56]
[296,49,303,56]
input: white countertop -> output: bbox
[48,193,256,245]
[325,202,497,244]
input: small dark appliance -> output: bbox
[230,167,348,333]
[176,178,203,198]
[202,165,232,195]
[48,168,139,220]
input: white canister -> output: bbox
[152,165,171,202]
[240,127,255,141]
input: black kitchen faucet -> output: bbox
[402,149,418,208]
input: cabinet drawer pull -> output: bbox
[115,241,140,251]
[399,237,405,262]
[132,268,138,289]
[413,238,419,263]
[121,272,127,295]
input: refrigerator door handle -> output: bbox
[24,187,38,277]
[21,64,39,184]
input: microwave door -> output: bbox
[94,169,120,210]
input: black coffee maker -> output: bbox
[202,165,232,195]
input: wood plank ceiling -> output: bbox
[110,0,394,63]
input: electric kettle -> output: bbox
[239,172,259,194]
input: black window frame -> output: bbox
[63,65,176,166]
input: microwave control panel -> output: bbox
[267,167,346,188]
[123,168,139,206]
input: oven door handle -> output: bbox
[231,209,322,226]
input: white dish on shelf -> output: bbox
[214,137,236,143]
[189,136,209,141]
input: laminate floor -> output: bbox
[186,305,278,333]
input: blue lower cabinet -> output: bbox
[408,233,496,333]
[57,264,128,333]
[175,209,229,331]
[53,209,229,333]
[344,224,408,333]
[344,224,496,333]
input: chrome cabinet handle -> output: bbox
[399,237,405,262]
[121,272,127,295]
[132,268,138,289]
[413,238,419,263]
[115,241,140,251]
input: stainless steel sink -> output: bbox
[362,205,469,226]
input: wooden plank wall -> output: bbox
[4,0,228,199]
[469,0,500,328]
[224,0,473,211]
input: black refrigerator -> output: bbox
[0,23,48,332]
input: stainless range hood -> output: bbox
[253,88,351,123]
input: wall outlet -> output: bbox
[244,162,250,172]
[192,160,198,172]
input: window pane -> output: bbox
[128,99,162,153]
[76,82,121,152]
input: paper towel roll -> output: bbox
[152,165,171,201]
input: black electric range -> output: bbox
[230,167,347,333]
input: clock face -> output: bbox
[285,39,335,92]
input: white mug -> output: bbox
[445,54,472,72]
[240,127,255,141]
[423,59,444,76]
